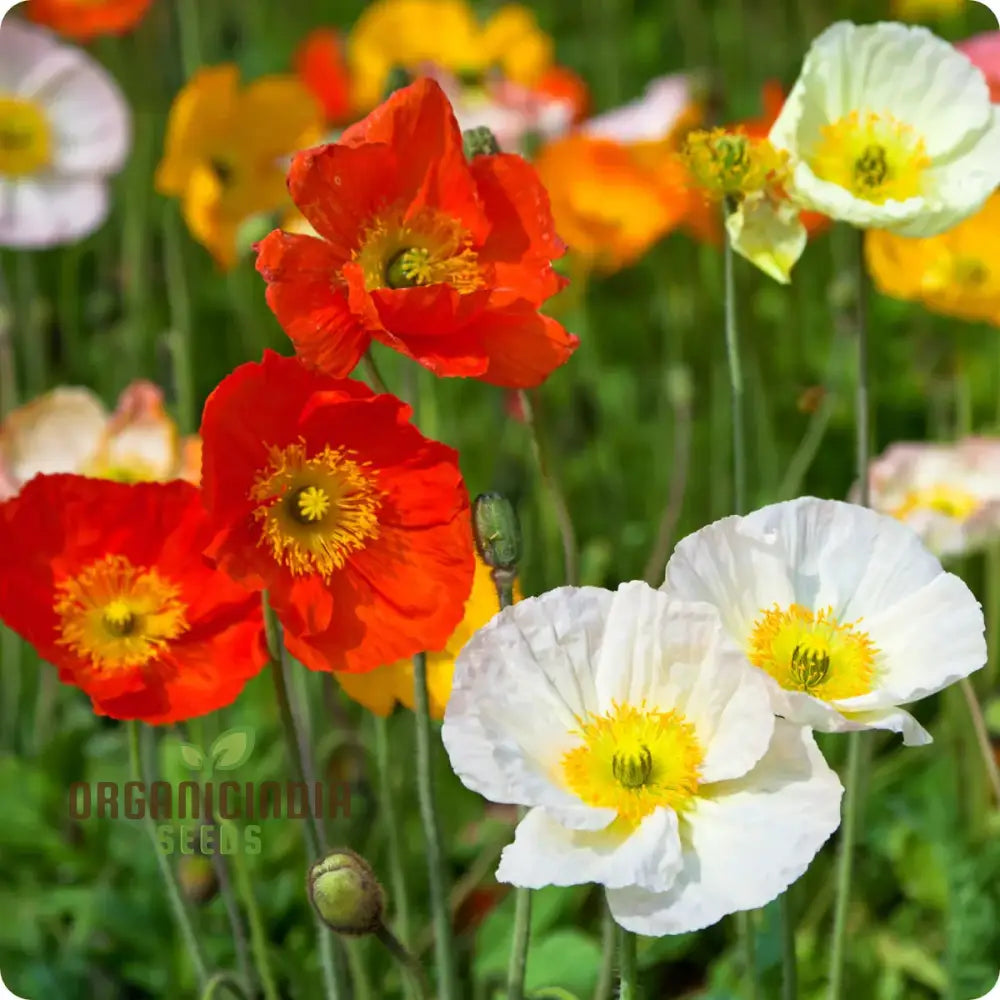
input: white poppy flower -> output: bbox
[769,21,1000,237]
[442,580,843,935]
[0,18,130,248]
[662,497,987,746]
[859,438,1000,558]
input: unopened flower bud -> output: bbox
[473,493,522,573]
[307,848,384,936]
[463,126,501,159]
[178,854,218,906]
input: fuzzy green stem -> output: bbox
[506,849,533,1000]
[218,817,282,1000]
[200,972,250,1000]
[127,720,209,987]
[827,733,865,999]
[262,597,345,1000]
[723,215,746,514]
[375,922,431,1000]
[959,677,1000,808]
[176,0,202,77]
[780,893,798,1000]
[361,350,391,394]
[412,651,459,1000]
[592,900,616,1000]
[163,206,197,434]
[617,927,639,1000]
[738,911,759,1000]
[517,389,579,585]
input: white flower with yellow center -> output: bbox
[0,18,130,247]
[769,21,1000,238]
[663,497,987,746]
[861,439,1000,558]
[442,581,843,935]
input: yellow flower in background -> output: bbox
[337,555,520,719]
[156,65,322,270]
[891,0,964,20]
[865,192,1000,326]
[0,381,200,500]
[347,0,552,111]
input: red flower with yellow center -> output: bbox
[199,351,475,673]
[28,0,152,40]
[255,78,578,388]
[0,476,267,723]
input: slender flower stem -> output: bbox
[738,911,759,1000]
[592,900,616,1000]
[218,817,282,1000]
[163,206,197,434]
[374,716,413,948]
[780,893,798,1000]
[375,922,431,1000]
[829,227,873,1000]
[959,676,1000,807]
[127,721,209,988]
[722,214,747,514]
[176,0,202,77]
[200,972,250,1000]
[412,651,459,1000]
[262,597,345,1000]
[209,846,252,993]
[617,927,639,1000]
[361,350,391,394]
[506,852,532,1000]
[517,389,579,585]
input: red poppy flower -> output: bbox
[28,0,152,40]
[199,351,475,674]
[255,78,577,389]
[295,28,353,124]
[0,476,267,723]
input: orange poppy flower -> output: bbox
[295,28,354,124]
[199,351,475,674]
[0,476,267,723]
[28,0,151,40]
[255,78,577,388]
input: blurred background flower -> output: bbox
[27,0,152,41]
[0,18,130,248]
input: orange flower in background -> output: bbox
[0,381,200,500]
[156,65,323,270]
[337,554,520,718]
[28,0,151,39]
[256,78,577,388]
[535,66,589,123]
[0,476,267,723]
[295,28,354,124]
[199,351,475,674]
[347,0,553,112]
[535,134,691,272]
[865,191,1000,326]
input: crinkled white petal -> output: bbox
[606,721,842,935]
[0,177,111,248]
[726,192,807,284]
[770,21,1000,232]
[496,805,683,893]
[594,581,774,783]
[442,586,616,831]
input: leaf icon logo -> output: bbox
[175,727,254,776]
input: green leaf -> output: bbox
[210,726,255,770]
[178,743,205,771]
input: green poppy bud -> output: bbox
[307,848,384,936]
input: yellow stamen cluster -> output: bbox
[250,440,384,579]
[748,604,878,700]
[891,484,980,523]
[55,554,189,669]
[681,128,789,203]
[562,701,704,824]
[0,96,52,178]
[355,206,482,294]
[809,110,930,204]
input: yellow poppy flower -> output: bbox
[156,65,323,270]
[865,192,1000,327]
[337,555,520,719]
[347,0,552,111]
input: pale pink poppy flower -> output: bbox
[582,72,699,144]
[0,381,200,499]
[859,438,1000,558]
[958,32,1000,103]
[0,18,130,247]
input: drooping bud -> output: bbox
[473,493,522,573]
[307,848,384,936]
[178,854,219,906]
[462,125,501,160]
